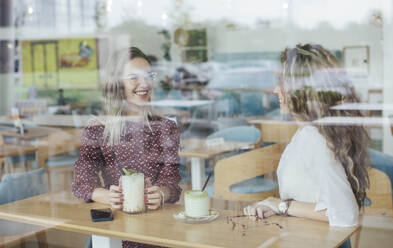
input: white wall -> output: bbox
[212,24,384,100]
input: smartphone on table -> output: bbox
[90,208,114,222]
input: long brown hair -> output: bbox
[280,44,370,207]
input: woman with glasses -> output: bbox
[72,47,181,248]
[244,44,369,232]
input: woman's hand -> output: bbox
[243,197,281,221]
[109,177,123,209]
[144,178,163,210]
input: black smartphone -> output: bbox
[90,208,114,222]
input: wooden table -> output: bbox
[0,191,361,248]
[0,126,58,140]
[0,144,37,177]
[0,219,46,248]
[179,139,254,190]
[0,144,37,158]
[355,208,393,248]
[31,114,91,128]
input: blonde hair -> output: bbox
[102,47,154,146]
[280,44,370,207]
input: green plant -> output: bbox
[122,168,137,176]
[158,29,171,61]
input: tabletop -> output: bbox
[31,114,91,128]
[0,191,359,248]
[0,144,37,158]
[0,219,46,247]
[0,126,58,140]
[179,138,253,158]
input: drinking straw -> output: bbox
[112,151,125,176]
[202,172,212,191]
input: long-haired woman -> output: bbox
[244,44,369,228]
[72,47,181,248]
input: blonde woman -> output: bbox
[72,47,181,248]
[244,44,369,230]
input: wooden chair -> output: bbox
[256,121,299,144]
[0,132,37,175]
[352,168,392,248]
[365,168,392,209]
[214,143,286,202]
[36,129,82,191]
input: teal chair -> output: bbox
[239,92,265,116]
[215,117,249,131]
[0,168,49,247]
[207,125,261,143]
[0,168,48,204]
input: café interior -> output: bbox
[0,0,393,247]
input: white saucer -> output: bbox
[173,210,220,224]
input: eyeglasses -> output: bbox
[123,72,157,82]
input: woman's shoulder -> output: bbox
[290,125,328,153]
[296,125,325,142]
[150,115,178,129]
[82,117,105,138]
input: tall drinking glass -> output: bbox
[122,173,145,213]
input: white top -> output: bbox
[277,125,359,227]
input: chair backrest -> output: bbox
[366,168,393,209]
[216,117,249,130]
[207,125,262,146]
[240,92,265,116]
[36,129,82,170]
[214,143,286,202]
[255,121,299,143]
[0,168,48,205]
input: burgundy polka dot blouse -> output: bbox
[72,117,181,248]
[72,116,181,204]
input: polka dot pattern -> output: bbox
[72,117,181,248]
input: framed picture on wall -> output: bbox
[183,49,208,63]
[175,28,208,63]
[343,45,369,77]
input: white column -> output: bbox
[92,235,122,248]
[0,0,15,115]
[383,0,393,156]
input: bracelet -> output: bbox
[278,198,294,216]
[159,190,165,207]
[283,199,293,216]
